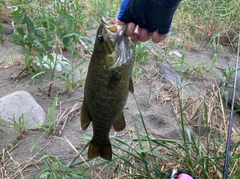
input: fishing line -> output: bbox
[223,34,240,179]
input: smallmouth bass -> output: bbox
[81,17,134,160]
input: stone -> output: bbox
[0,24,14,35]
[4,26,14,35]
[0,91,46,128]
[157,62,191,92]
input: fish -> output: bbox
[80,17,134,160]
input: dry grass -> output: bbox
[171,81,240,178]
[173,0,240,51]
[0,101,84,179]
[0,0,13,22]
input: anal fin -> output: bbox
[80,99,91,130]
[129,77,134,93]
[113,112,126,132]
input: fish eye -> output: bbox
[98,35,104,43]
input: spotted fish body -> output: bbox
[81,17,134,160]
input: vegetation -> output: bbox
[0,0,240,178]
[173,0,240,51]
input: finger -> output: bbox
[152,32,160,43]
[137,27,149,42]
[116,19,125,25]
[147,32,153,41]
[116,19,136,37]
[125,22,136,36]
[131,27,152,43]
[159,33,168,42]
[130,33,138,43]
[130,27,140,43]
[152,32,168,43]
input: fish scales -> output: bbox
[80,17,134,160]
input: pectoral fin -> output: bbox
[113,112,126,132]
[80,99,91,130]
[129,77,134,93]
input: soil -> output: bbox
[0,27,239,178]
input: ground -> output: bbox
[0,29,239,178]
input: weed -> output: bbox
[0,119,4,125]
[8,0,85,93]
[0,24,4,43]
[72,84,240,178]
[39,93,58,133]
[172,49,208,77]
[132,42,149,62]
[39,154,89,179]
[220,63,237,85]
[87,0,121,23]
[174,0,240,51]
[7,114,27,139]
[60,43,86,92]
[0,119,4,132]
[220,63,240,106]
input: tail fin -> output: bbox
[88,139,112,160]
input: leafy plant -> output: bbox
[0,24,4,43]
[39,154,89,179]
[219,63,240,106]
[39,93,58,133]
[7,114,27,139]
[172,49,208,77]
[132,42,149,62]
[174,0,240,51]
[0,119,4,132]
[73,82,240,178]
[220,63,237,85]
[8,0,85,94]
[0,119,4,125]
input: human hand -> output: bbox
[117,0,181,43]
[116,20,168,43]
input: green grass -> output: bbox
[56,87,240,178]
[173,0,240,51]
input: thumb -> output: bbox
[116,19,125,25]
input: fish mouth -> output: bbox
[100,17,131,70]
[101,17,126,37]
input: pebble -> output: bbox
[1,24,14,35]
[0,91,46,128]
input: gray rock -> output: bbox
[4,26,14,35]
[3,25,14,35]
[0,24,14,35]
[0,91,46,128]
[157,62,191,91]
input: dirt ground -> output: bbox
[0,27,239,178]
